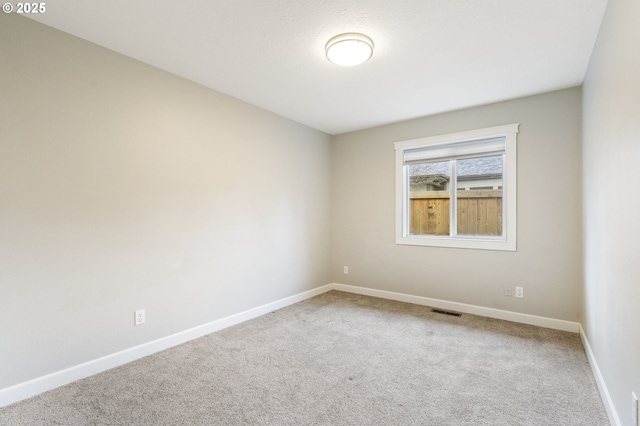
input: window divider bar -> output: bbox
[450,160,457,237]
[402,165,409,237]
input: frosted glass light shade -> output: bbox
[325,33,374,66]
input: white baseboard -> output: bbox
[0,284,333,408]
[580,325,621,426]
[332,283,581,333]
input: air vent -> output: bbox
[431,308,462,317]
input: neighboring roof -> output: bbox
[410,156,502,179]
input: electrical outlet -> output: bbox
[515,287,524,298]
[134,309,145,326]
[632,392,638,426]
[504,286,512,296]
[343,266,349,274]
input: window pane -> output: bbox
[408,161,450,235]
[456,156,503,236]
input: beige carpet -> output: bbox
[0,291,608,425]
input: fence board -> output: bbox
[410,191,502,236]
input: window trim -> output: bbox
[394,123,519,251]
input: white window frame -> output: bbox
[394,123,519,251]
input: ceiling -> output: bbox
[27,0,608,135]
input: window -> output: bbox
[395,124,519,251]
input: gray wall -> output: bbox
[582,0,640,424]
[0,14,331,389]
[331,88,583,321]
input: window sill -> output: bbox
[396,235,516,251]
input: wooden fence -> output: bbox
[410,190,502,236]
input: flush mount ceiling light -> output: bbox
[325,33,374,66]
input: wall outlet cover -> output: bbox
[134,309,145,326]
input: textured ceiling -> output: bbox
[27,0,608,135]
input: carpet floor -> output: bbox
[0,291,609,425]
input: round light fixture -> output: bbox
[325,33,374,66]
